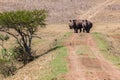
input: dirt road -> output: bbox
[65,33,86,80]
[65,33,120,80]
[65,0,120,79]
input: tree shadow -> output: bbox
[34,45,63,58]
[17,45,63,70]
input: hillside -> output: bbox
[1,0,120,24]
[0,0,106,24]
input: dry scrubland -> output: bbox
[0,0,120,80]
[3,24,71,80]
[0,0,107,24]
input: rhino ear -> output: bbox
[85,20,87,22]
[69,20,72,22]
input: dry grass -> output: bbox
[91,0,120,23]
[0,0,105,24]
[92,32,120,68]
[0,0,120,24]
[0,24,71,80]
[0,0,120,79]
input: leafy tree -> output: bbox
[0,10,47,63]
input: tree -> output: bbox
[0,10,47,63]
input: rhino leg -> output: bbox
[74,28,78,33]
[83,28,86,33]
[86,28,90,33]
[80,28,82,33]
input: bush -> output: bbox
[13,46,34,65]
[0,60,16,77]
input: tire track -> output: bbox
[86,34,120,80]
[65,0,119,80]
[65,33,86,80]
[65,33,120,80]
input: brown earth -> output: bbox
[64,0,120,79]
[65,33,120,80]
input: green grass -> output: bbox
[37,32,71,80]
[92,32,120,68]
[63,32,72,38]
[92,32,109,52]
[39,47,68,80]
[50,47,68,80]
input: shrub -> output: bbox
[0,60,16,77]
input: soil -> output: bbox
[64,0,120,79]
[65,33,120,80]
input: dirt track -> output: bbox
[65,33,120,80]
[65,0,120,79]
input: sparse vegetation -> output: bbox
[0,34,17,77]
[39,47,68,80]
[50,47,67,80]
[0,60,17,77]
[37,32,71,80]
[57,32,72,46]
[0,34,9,59]
[92,32,120,68]
[92,32,109,52]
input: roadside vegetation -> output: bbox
[37,32,71,80]
[0,34,17,77]
[39,47,67,80]
[57,32,72,46]
[92,32,120,68]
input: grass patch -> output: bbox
[37,32,71,80]
[63,32,72,38]
[92,32,109,52]
[39,47,68,80]
[92,32,120,68]
[57,32,72,45]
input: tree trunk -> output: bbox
[24,43,33,61]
